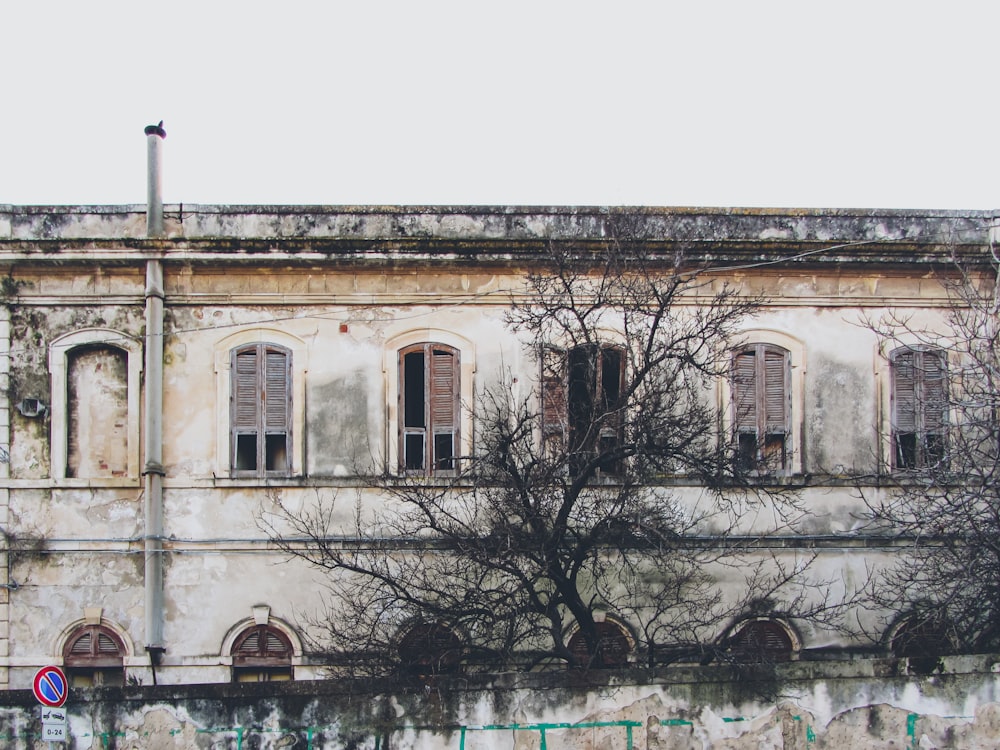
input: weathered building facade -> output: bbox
[0,187,995,696]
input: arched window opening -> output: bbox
[63,624,126,687]
[891,347,947,470]
[397,621,464,676]
[231,624,294,682]
[567,619,632,668]
[732,344,791,473]
[66,345,129,478]
[230,343,292,477]
[726,619,795,663]
[399,344,460,475]
[541,344,626,475]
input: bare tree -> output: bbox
[860,253,1000,659]
[264,233,835,676]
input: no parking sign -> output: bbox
[33,666,68,743]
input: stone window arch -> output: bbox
[62,622,129,687]
[396,620,464,676]
[49,329,143,480]
[724,617,799,663]
[566,616,634,668]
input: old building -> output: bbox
[0,139,994,690]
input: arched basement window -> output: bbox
[63,624,126,687]
[727,619,795,663]
[567,619,633,668]
[397,621,464,676]
[231,624,294,682]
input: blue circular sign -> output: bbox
[33,666,68,707]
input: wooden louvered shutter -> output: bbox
[541,347,568,437]
[64,625,125,667]
[763,347,789,432]
[732,620,793,662]
[922,351,946,432]
[264,349,290,433]
[733,349,758,431]
[233,625,292,665]
[429,348,457,432]
[893,350,917,433]
[233,348,260,432]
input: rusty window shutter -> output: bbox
[232,625,293,665]
[64,625,125,667]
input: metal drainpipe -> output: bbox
[143,123,167,676]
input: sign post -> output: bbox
[33,666,68,743]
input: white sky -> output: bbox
[2,1,997,210]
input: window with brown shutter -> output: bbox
[727,619,794,663]
[63,624,126,687]
[231,343,292,477]
[397,621,464,675]
[567,619,632,668]
[891,347,946,470]
[399,343,460,475]
[732,344,791,472]
[231,624,294,682]
[541,344,625,474]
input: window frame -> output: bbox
[62,623,128,687]
[541,343,626,475]
[230,343,293,478]
[49,329,143,481]
[731,343,792,473]
[384,330,474,479]
[214,329,307,479]
[398,342,461,476]
[889,346,947,471]
[230,624,295,682]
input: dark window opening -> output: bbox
[544,344,625,475]
[398,621,463,676]
[732,344,791,473]
[231,344,292,477]
[891,348,946,471]
[727,619,794,663]
[399,344,459,476]
[567,620,632,668]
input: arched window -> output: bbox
[230,343,292,477]
[891,347,946,470]
[398,343,460,475]
[567,619,633,668]
[231,624,294,682]
[63,624,127,687]
[732,344,791,472]
[726,618,795,663]
[541,343,626,475]
[397,621,464,676]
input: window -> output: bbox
[732,344,791,472]
[63,624,126,687]
[891,347,946,470]
[231,343,292,476]
[541,344,625,474]
[567,619,633,668]
[399,343,460,475]
[231,624,294,682]
[397,621,464,676]
[726,619,795,663]
[49,329,143,480]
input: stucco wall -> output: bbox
[3,658,1000,748]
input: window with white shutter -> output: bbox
[891,347,946,470]
[231,344,292,477]
[732,344,791,472]
[399,343,460,475]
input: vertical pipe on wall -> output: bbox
[143,123,166,665]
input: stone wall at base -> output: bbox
[1,656,1000,749]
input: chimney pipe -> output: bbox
[144,121,166,237]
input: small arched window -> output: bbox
[567,619,633,668]
[727,619,795,663]
[397,621,464,676]
[63,624,127,687]
[231,624,294,682]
